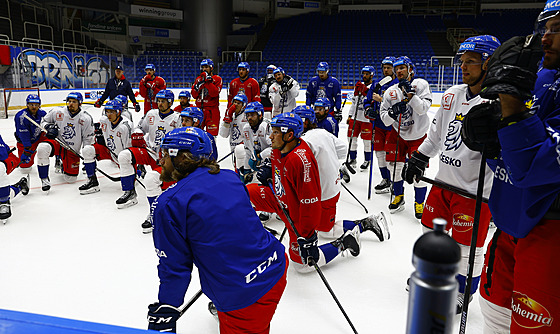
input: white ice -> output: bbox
[0,90,490,333]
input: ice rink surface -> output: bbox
[0,90,491,333]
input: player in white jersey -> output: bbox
[36,92,95,192]
[293,105,390,241]
[219,92,248,170]
[240,102,272,183]
[114,94,135,127]
[347,65,375,170]
[79,100,133,195]
[116,89,180,210]
[379,56,432,218]
[402,35,500,313]
[269,67,300,116]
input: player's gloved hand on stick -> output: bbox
[147,302,180,333]
[45,123,59,139]
[94,99,102,108]
[402,151,429,184]
[399,79,415,95]
[134,103,141,113]
[388,101,407,121]
[481,34,542,101]
[238,167,253,184]
[334,109,342,123]
[131,132,147,148]
[297,232,320,266]
[137,164,147,179]
[365,106,377,121]
[205,74,214,83]
[256,159,272,186]
[248,156,261,171]
[20,147,33,165]
[462,102,502,159]
[355,81,367,96]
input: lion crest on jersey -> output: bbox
[62,123,76,140]
[444,114,464,151]
[316,88,326,99]
[106,135,116,152]
[273,167,285,197]
[154,126,166,146]
[260,82,268,94]
[231,124,241,142]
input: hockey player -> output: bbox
[461,3,560,331]
[116,89,180,211]
[247,112,361,273]
[172,90,191,112]
[227,62,261,107]
[293,105,390,241]
[314,97,339,137]
[379,56,432,217]
[95,65,141,113]
[114,95,135,126]
[139,64,166,114]
[36,92,95,193]
[148,127,287,333]
[179,107,218,161]
[0,134,29,223]
[347,65,375,171]
[364,56,399,194]
[258,64,277,119]
[240,101,272,185]
[219,93,248,170]
[79,100,134,195]
[191,58,223,136]
[306,61,342,122]
[14,94,47,174]
[269,67,300,117]
[402,35,500,312]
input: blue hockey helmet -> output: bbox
[537,0,560,32]
[267,64,277,73]
[317,61,329,73]
[26,94,41,104]
[180,106,204,125]
[200,58,214,69]
[361,65,375,74]
[104,100,123,113]
[314,97,331,109]
[232,92,248,106]
[66,91,83,104]
[273,67,285,75]
[161,127,212,159]
[270,112,304,138]
[293,105,316,124]
[145,63,155,71]
[238,62,250,72]
[155,89,174,103]
[393,56,415,74]
[382,56,396,66]
[244,101,264,116]
[178,90,191,100]
[114,94,128,107]
[455,35,501,64]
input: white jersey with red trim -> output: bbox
[349,83,371,122]
[242,119,272,169]
[137,108,181,158]
[302,128,347,201]
[417,84,493,197]
[41,106,95,149]
[99,115,133,159]
[379,77,432,141]
[219,112,248,148]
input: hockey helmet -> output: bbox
[361,65,375,74]
[180,107,204,125]
[232,93,248,106]
[200,59,214,69]
[314,97,331,109]
[114,94,128,107]
[244,101,264,116]
[178,90,191,100]
[238,62,250,72]
[267,64,277,73]
[104,100,123,113]
[161,127,212,159]
[270,112,304,138]
[538,0,560,32]
[382,56,396,66]
[66,92,83,104]
[455,35,501,64]
[155,89,175,104]
[145,63,156,71]
[273,67,285,75]
[316,61,330,73]
[26,94,41,105]
[393,56,415,74]
[293,105,316,124]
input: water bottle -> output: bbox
[406,218,461,334]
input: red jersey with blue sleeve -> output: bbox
[364,77,398,131]
[316,114,339,137]
[488,68,560,238]
[152,167,286,312]
[14,108,47,147]
[306,75,342,111]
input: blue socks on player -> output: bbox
[456,274,481,295]
[343,220,362,233]
[121,174,135,191]
[0,186,10,202]
[319,243,340,263]
[38,165,49,180]
[84,162,96,178]
[364,151,372,162]
[414,186,427,204]
[380,167,390,180]
[349,150,357,160]
[393,180,404,196]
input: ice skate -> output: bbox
[356,212,390,241]
[14,175,30,196]
[389,195,405,213]
[340,166,350,183]
[116,189,138,209]
[332,226,361,257]
[374,178,391,194]
[360,160,370,171]
[259,212,270,223]
[0,201,11,224]
[414,202,424,220]
[456,292,473,314]
[348,159,357,169]
[79,175,100,195]
[41,178,50,193]
[208,302,218,319]
[142,215,153,234]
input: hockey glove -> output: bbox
[402,151,429,184]
[334,109,342,123]
[388,101,407,121]
[131,132,147,148]
[20,147,33,165]
[44,123,59,139]
[256,159,272,186]
[399,79,415,95]
[94,123,106,146]
[94,99,102,108]
[193,80,204,92]
[223,105,236,124]
[461,101,502,159]
[238,167,253,184]
[147,302,181,333]
[365,106,378,121]
[205,74,214,83]
[136,164,147,179]
[248,156,262,171]
[297,232,320,266]
[355,81,368,96]
[481,34,542,101]
[134,103,141,113]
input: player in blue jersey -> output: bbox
[462,2,560,331]
[306,62,342,122]
[364,57,399,194]
[314,97,339,137]
[0,134,30,224]
[14,94,47,174]
[147,127,287,334]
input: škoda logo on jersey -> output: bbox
[511,291,553,329]
[452,213,473,232]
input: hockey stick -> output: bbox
[344,91,364,174]
[418,176,488,203]
[390,113,402,205]
[367,139,374,200]
[24,114,120,182]
[267,181,359,334]
[459,149,488,334]
[217,149,235,163]
[341,183,368,214]
[83,102,137,110]
[179,289,204,316]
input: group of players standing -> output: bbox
[4,3,560,330]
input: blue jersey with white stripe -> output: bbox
[317,114,339,137]
[364,77,398,130]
